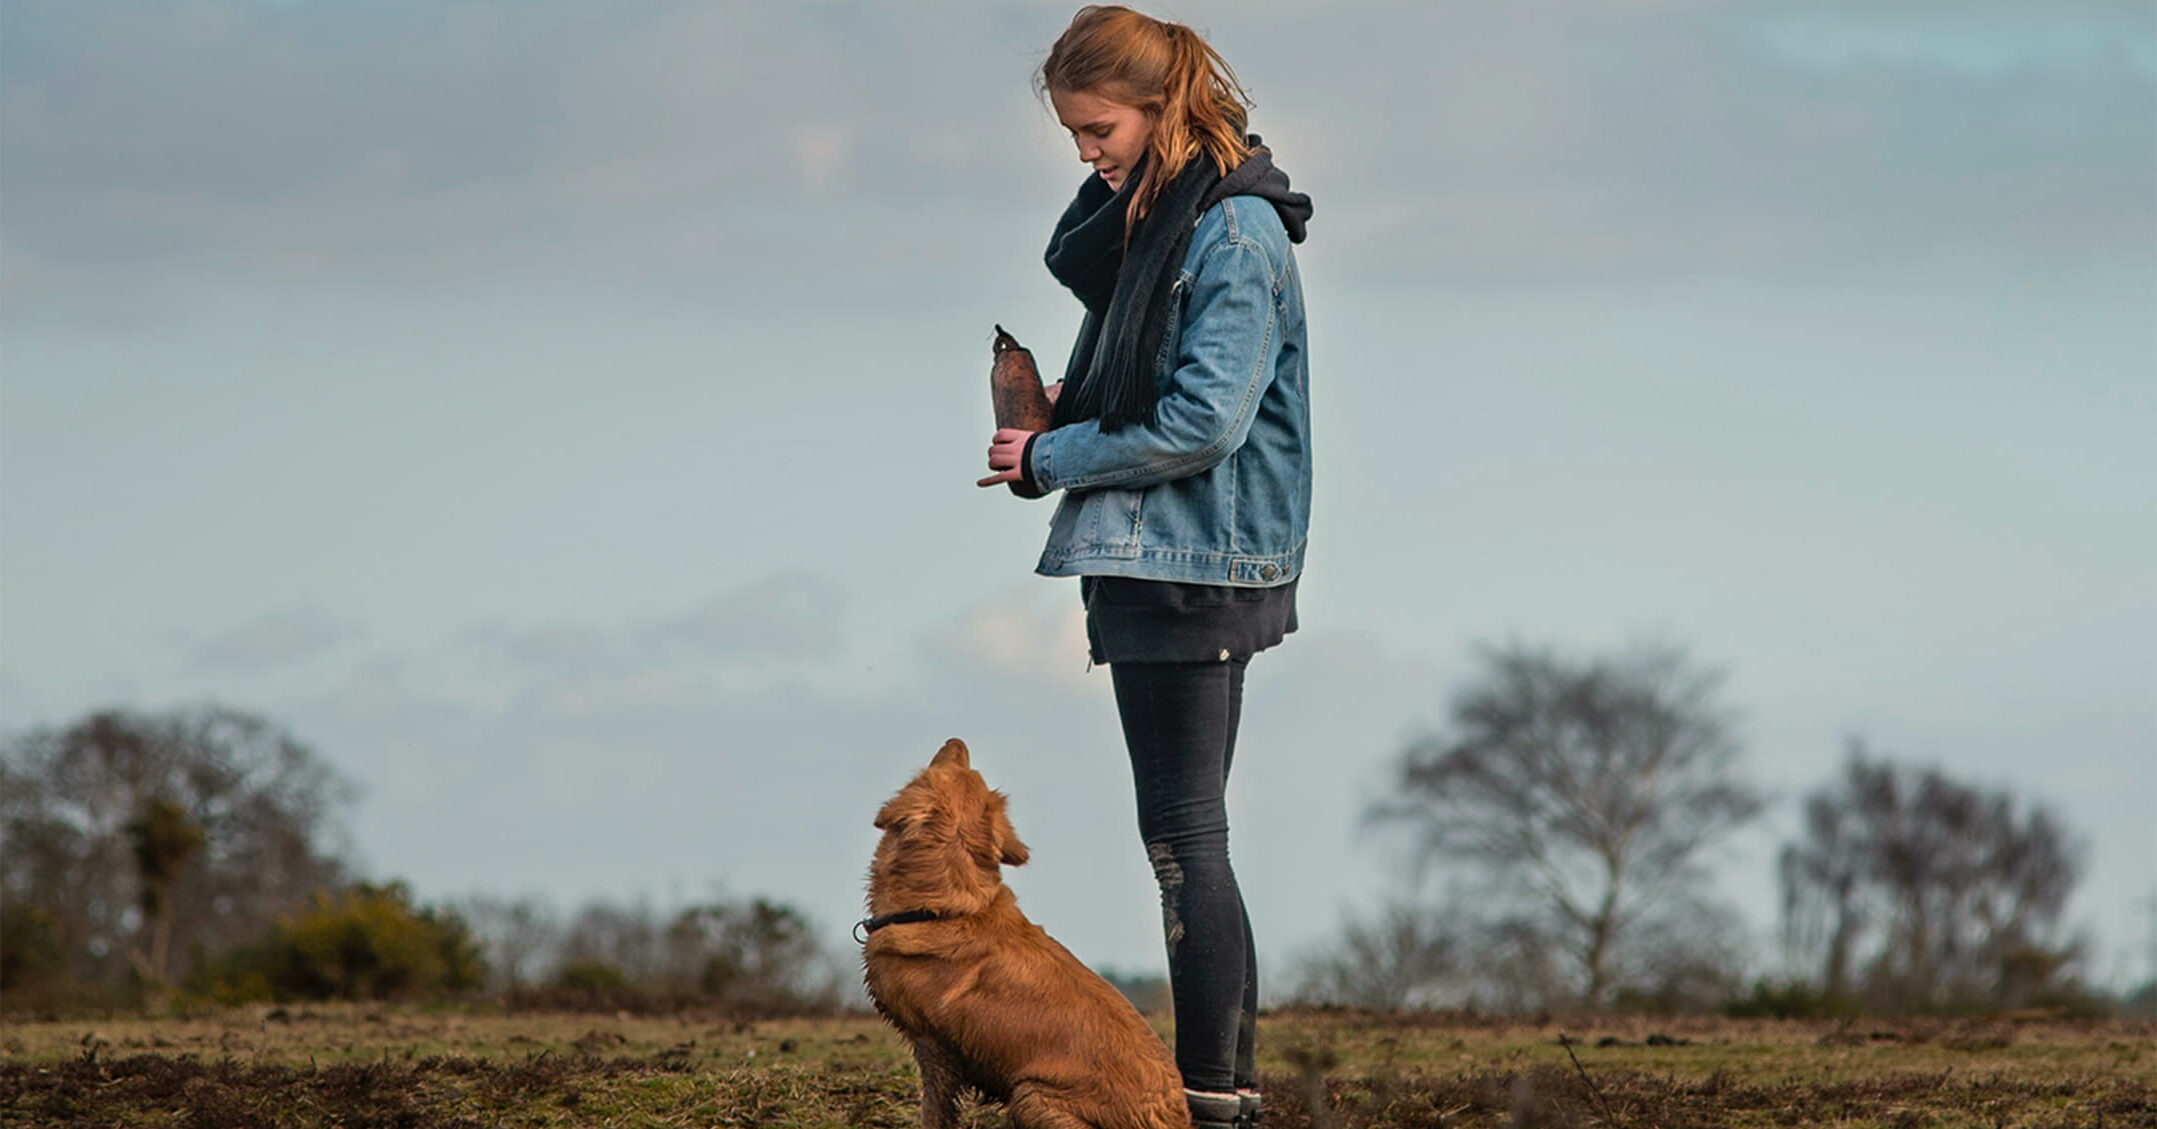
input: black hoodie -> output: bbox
[1044,136,1312,433]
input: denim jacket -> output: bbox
[1028,195,1310,586]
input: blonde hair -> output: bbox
[1037,5,1253,229]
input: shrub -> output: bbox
[189,881,485,1003]
[550,959,630,992]
[187,946,277,1006]
[1722,977,1861,1020]
[0,902,70,1011]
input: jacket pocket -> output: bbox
[1093,487,1143,559]
[1046,486,1144,561]
[1152,273,1192,384]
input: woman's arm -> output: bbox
[1027,232,1282,494]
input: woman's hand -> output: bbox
[976,428,1036,488]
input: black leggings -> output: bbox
[1110,658,1258,1093]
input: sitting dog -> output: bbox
[862,738,1189,1129]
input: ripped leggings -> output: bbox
[1111,658,1258,1094]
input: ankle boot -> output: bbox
[1186,1089,1241,1129]
[1236,1088,1263,1127]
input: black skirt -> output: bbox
[1081,576,1299,665]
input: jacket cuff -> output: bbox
[1004,431,1048,500]
[1020,432,1043,493]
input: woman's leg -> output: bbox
[1216,666,1261,1092]
[1111,658,1250,1096]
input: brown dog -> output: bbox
[862,738,1189,1129]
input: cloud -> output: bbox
[459,623,623,677]
[0,1,1057,311]
[188,603,361,671]
[1748,2,2157,74]
[442,571,855,723]
[1239,2,2155,285]
[641,572,849,662]
[2,0,2147,321]
[917,582,1095,694]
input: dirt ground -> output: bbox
[2,1005,2150,1127]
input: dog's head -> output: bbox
[868,738,1030,913]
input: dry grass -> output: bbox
[1,1006,2149,1128]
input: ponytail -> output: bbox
[1039,6,1253,230]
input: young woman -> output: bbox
[975,7,1312,1126]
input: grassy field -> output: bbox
[1,1005,2150,1128]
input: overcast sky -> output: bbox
[4,0,2153,994]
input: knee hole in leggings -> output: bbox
[1146,841,1185,952]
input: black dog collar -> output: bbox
[854,908,947,944]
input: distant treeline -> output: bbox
[1292,641,2142,1019]
[2,678,2150,1019]
[0,706,842,1015]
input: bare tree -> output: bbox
[1781,743,2087,1011]
[1367,641,1763,1008]
[1464,913,1573,1012]
[669,897,836,1007]
[542,893,842,1007]
[0,706,354,995]
[1616,897,1750,1013]
[453,894,561,991]
[1779,773,1871,999]
[1289,901,1462,1010]
[557,898,667,984]
[124,798,205,986]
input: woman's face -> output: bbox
[1050,87,1153,192]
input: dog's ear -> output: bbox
[874,792,918,832]
[931,738,970,770]
[989,792,1030,867]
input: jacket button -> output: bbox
[1261,565,1278,580]
[1218,649,1230,661]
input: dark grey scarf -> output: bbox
[1043,137,1311,432]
